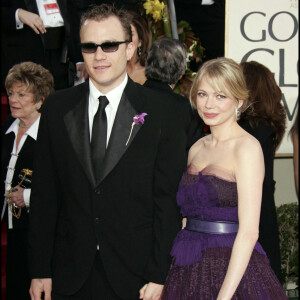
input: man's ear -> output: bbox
[126,42,135,61]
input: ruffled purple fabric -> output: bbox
[177,172,239,218]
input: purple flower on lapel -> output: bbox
[126,113,148,146]
[133,112,147,125]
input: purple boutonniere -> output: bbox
[126,113,148,146]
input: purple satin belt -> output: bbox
[185,218,239,234]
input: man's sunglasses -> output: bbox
[80,41,130,53]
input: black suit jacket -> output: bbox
[1,115,36,228]
[144,79,204,150]
[1,0,82,88]
[28,78,187,297]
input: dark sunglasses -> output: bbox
[80,41,130,53]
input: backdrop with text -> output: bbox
[225,0,298,155]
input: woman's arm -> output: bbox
[217,138,265,300]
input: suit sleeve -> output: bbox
[1,0,25,31]
[28,97,60,278]
[143,101,186,283]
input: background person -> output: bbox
[144,37,204,151]
[289,108,298,197]
[126,10,152,85]
[161,57,287,299]
[1,0,87,91]
[239,60,286,282]
[28,4,186,300]
[1,61,54,300]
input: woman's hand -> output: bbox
[10,186,26,208]
[18,9,46,35]
[139,282,163,300]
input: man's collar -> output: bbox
[89,75,128,110]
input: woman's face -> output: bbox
[131,24,141,53]
[7,81,41,121]
[196,76,241,127]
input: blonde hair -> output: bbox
[190,57,249,111]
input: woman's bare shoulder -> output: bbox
[234,129,264,170]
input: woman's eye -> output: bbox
[198,92,206,97]
[217,94,226,99]
[19,93,25,97]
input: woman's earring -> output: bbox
[235,108,240,120]
[137,47,142,57]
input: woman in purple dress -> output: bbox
[161,57,287,299]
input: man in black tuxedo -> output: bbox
[144,37,204,150]
[1,0,86,90]
[28,4,186,300]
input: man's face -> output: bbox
[80,16,135,93]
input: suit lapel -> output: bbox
[96,79,143,185]
[63,83,96,187]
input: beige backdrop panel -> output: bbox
[225,0,298,155]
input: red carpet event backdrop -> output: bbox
[225,0,298,156]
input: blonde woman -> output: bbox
[161,58,287,299]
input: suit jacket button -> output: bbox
[94,188,100,195]
[95,217,100,224]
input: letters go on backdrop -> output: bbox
[225,0,298,155]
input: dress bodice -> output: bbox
[177,165,238,222]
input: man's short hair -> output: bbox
[145,37,187,85]
[80,4,132,42]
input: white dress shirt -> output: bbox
[88,75,128,145]
[1,117,40,229]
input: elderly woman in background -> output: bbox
[239,60,286,282]
[1,62,54,300]
[126,10,152,85]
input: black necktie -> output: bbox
[91,96,109,181]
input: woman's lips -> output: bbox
[204,113,218,118]
[10,106,20,111]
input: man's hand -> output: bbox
[139,282,163,300]
[29,278,52,300]
[18,9,46,34]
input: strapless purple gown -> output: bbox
[161,166,287,300]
